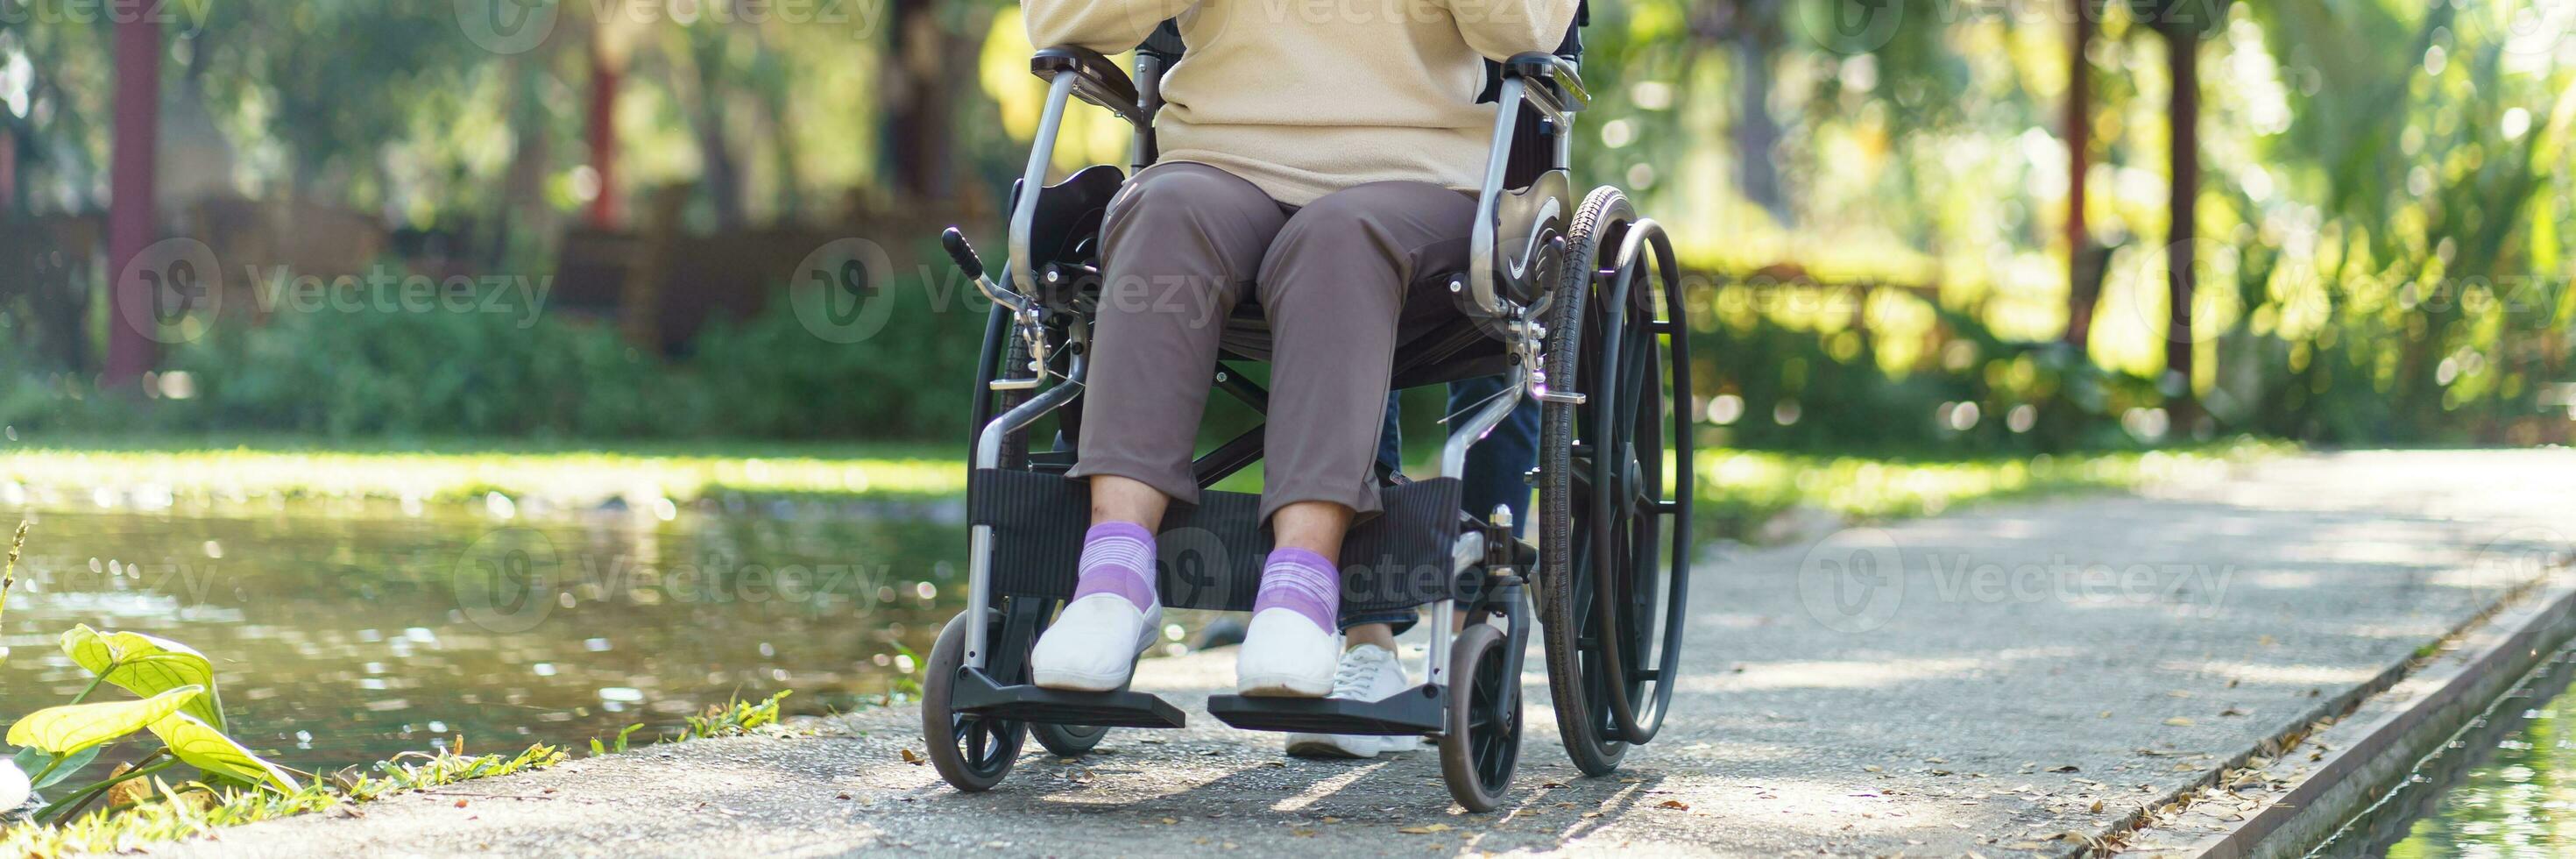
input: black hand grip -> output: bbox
[942,227,986,280]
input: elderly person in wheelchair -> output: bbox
[1020,0,1581,740]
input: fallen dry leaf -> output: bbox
[1398,824,1454,834]
[1656,799,1690,811]
[2049,764,2080,773]
[899,749,924,765]
[2164,717,2196,727]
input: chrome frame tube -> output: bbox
[1008,74,1080,297]
[965,344,1087,671]
[1427,363,1530,688]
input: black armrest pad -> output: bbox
[1031,46,1140,108]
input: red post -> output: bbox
[586,44,619,229]
[2063,4,2094,349]
[103,12,163,388]
[0,127,17,208]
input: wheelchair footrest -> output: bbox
[948,668,1188,729]
[1205,685,1447,736]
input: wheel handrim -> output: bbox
[1573,227,1691,744]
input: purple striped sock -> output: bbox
[1072,522,1157,612]
[1255,548,1341,632]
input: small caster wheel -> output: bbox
[1033,722,1108,756]
[1439,622,1522,812]
[920,609,1028,792]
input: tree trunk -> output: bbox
[2063,3,2096,349]
[880,0,959,202]
[588,45,621,229]
[1730,0,1789,225]
[2162,18,2200,425]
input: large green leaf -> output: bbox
[4,685,203,756]
[61,625,226,730]
[147,713,299,792]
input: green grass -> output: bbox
[0,691,808,854]
[0,435,965,507]
[0,742,566,855]
[1689,440,2285,541]
[2,433,2285,539]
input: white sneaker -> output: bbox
[1030,594,1162,692]
[1235,608,1341,697]
[1285,644,1422,758]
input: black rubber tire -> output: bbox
[1031,721,1108,756]
[1438,622,1521,813]
[971,305,1035,470]
[920,610,1028,792]
[1539,186,1633,777]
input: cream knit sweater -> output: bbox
[1024,0,1582,205]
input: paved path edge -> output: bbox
[2134,568,2576,857]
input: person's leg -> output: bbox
[1235,181,1474,699]
[1451,373,1540,536]
[1376,393,1405,478]
[1034,163,1287,692]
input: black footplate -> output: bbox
[948,668,1188,729]
[1205,685,1446,736]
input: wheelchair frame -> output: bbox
[918,13,1692,812]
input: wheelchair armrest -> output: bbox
[1031,46,1149,125]
[1499,52,1589,111]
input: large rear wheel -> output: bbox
[1538,188,1695,775]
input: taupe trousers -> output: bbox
[1068,161,1476,523]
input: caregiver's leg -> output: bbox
[1236,181,1475,697]
[1454,374,1541,533]
[1035,162,1287,692]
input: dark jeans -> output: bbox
[1345,373,1539,634]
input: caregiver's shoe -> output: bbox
[1285,643,1422,757]
[1030,594,1162,692]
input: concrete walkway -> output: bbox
[154,451,2576,857]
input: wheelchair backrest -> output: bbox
[1131,4,1589,190]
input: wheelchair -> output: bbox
[918,10,1694,812]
